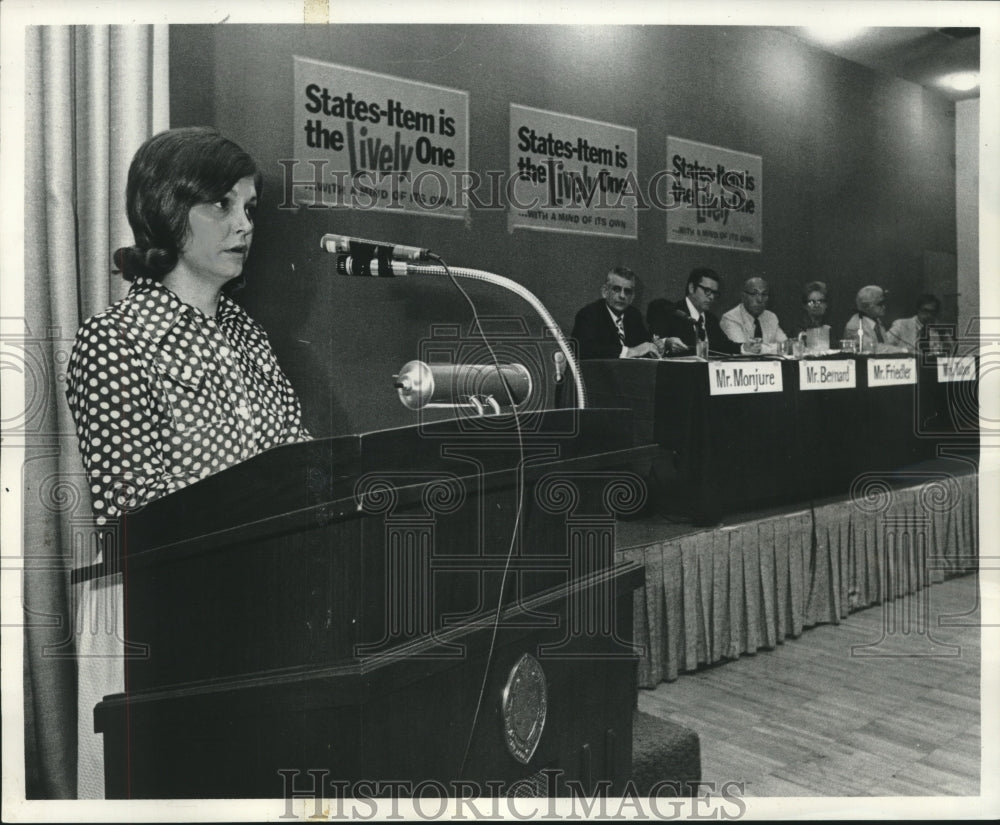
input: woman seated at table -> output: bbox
[65,126,310,796]
[792,281,832,350]
[794,281,830,333]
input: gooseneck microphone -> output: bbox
[321,233,588,409]
[322,233,432,278]
[321,233,432,261]
[553,350,567,384]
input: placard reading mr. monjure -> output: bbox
[291,56,469,218]
[708,361,783,396]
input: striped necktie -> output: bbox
[614,313,625,345]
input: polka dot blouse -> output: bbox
[66,277,310,523]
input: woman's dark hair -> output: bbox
[113,127,262,281]
[801,280,827,303]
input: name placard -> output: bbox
[937,356,977,383]
[866,358,916,387]
[798,360,857,390]
[709,361,783,395]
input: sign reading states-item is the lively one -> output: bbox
[708,361,783,396]
[508,104,638,238]
[665,136,762,252]
[291,55,469,218]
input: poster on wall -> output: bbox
[291,55,469,219]
[665,136,762,252]
[508,104,638,238]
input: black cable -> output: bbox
[426,252,527,779]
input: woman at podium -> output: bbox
[64,127,310,796]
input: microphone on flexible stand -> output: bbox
[320,233,588,409]
[553,350,567,384]
[335,255,408,278]
[320,233,432,261]
[673,309,697,328]
[322,233,433,278]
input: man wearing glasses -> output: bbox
[570,266,666,359]
[843,284,892,353]
[720,274,788,350]
[886,293,955,354]
[646,267,742,356]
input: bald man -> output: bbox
[720,276,788,346]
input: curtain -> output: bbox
[22,24,168,799]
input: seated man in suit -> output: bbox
[886,293,954,354]
[843,285,893,353]
[646,267,742,356]
[571,266,666,359]
[720,275,788,351]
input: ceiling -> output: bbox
[783,26,981,101]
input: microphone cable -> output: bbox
[426,252,528,780]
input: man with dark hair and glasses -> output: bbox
[570,266,665,359]
[720,274,788,351]
[646,267,742,356]
[886,293,954,354]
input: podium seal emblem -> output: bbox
[501,653,548,764]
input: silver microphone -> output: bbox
[320,233,432,261]
[553,350,567,384]
[335,255,408,277]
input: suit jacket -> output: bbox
[646,297,742,356]
[570,299,650,359]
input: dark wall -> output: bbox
[170,24,957,437]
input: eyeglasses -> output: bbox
[806,299,827,306]
[744,291,770,299]
[696,283,719,297]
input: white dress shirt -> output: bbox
[720,304,787,344]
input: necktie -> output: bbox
[753,317,763,340]
[614,314,625,345]
[874,322,884,344]
[697,315,707,342]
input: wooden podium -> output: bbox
[93,408,652,799]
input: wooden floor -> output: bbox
[638,573,982,797]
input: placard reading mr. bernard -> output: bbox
[799,360,857,390]
[291,56,469,219]
[708,361,783,396]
